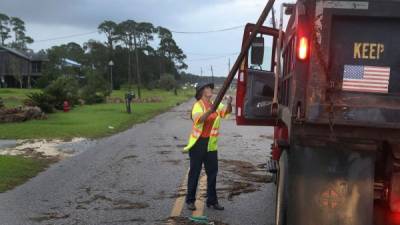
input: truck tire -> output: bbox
[275,150,288,225]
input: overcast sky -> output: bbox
[1,0,291,76]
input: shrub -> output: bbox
[34,68,61,89]
[80,71,111,104]
[159,74,177,91]
[145,81,157,90]
[26,92,55,113]
[44,76,80,110]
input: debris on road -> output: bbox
[158,150,172,155]
[74,192,150,211]
[29,212,70,222]
[164,216,229,225]
[217,159,272,200]
[120,155,138,160]
[259,134,274,139]
[163,159,182,165]
[0,138,95,159]
[220,159,271,183]
[112,199,149,210]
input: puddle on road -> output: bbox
[0,140,17,149]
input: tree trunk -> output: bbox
[128,44,132,90]
[133,31,141,99]
[28,75,31,89]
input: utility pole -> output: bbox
[210,65,214,83]
[201,67,203,76]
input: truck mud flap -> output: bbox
[286,144,375,225]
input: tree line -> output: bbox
[41,20,188,98]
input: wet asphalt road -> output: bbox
[0,100,276,225]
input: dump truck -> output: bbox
[212,0,400,224]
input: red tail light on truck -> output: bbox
[298,36,309,60]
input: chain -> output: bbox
[311,17,336,139]
[328,93,336,140]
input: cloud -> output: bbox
[0,0,228,29]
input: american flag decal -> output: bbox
[342,65,391,93]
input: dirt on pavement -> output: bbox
[217,159,272,201]
[163,216,230,225]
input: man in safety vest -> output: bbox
[183,82,232,211]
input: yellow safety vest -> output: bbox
[183,100,229,152]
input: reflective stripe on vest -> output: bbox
[183,100,221,152]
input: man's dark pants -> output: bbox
[186,137,218,205]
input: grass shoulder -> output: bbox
[0,88,193,139]
[0,155,51,193]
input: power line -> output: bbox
[170,25,244,34]
[186,51,239,57]
[32,24,245,44]
[34,31,98,43]
[187,53,239,62]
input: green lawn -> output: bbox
[0,155,50,193]
[0,88,41,108]
[0,88,194,139]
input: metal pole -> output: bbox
[212,0,276,111]
[211,65,214,83]
[110,66,113,90]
